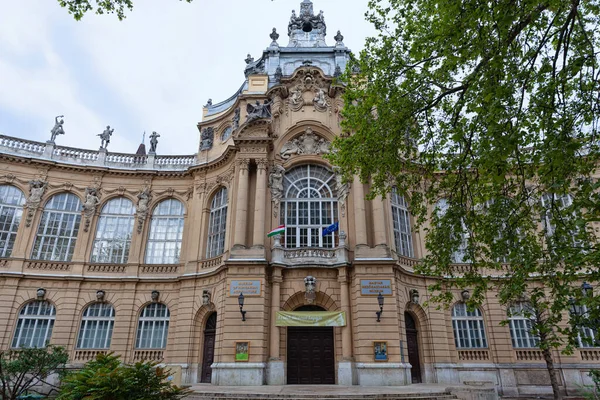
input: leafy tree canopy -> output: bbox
[57,0,193,20]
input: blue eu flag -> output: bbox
[322,221,339,236]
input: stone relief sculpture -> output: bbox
[246,100,272,123]
[82,187,101,232]
[49,115,65,143]
[313,88,329,112]
[232,107,241,130]
[279,128,331,159]
[334,167,350,217]
[136,187,152,233]
[289,86,304,111]
[149,131,160,153]
[269,165,285,217]
[200,127,214,151]
[98,126,114,149]
[25,180,47,227]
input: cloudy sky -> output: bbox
[0,0,376,155]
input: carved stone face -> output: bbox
[202,290,211,306]
[151,290,160,302]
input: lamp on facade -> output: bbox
[410,289,419,305]
[151,290,160,302]
[238,293,247,321]
[582,282,593,297]
[96,290,106,302]
[202,289,211,306]
[376,292,384,322]
[36,288,46,300]
[461,290,471,301]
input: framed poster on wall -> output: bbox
[235,341,249,362]
[374,341,388,361]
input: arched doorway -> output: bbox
[287,305,335,384]
[200,312,217,383]
[405,312,422,383]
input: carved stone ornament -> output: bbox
[268,165,285,217]
[200,127,214,151]
[202,289,211,306]
[246,100,272,123]
[334,167,350,217]
[280,128,330,159]
[82,187,101,232]
[232,107,241,130]
[312,87,329,112]
[304,275,317,304]
[25,180,47,227]
[136,187,152,233]
[287,68,330,112]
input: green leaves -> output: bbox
[56,0,193,20]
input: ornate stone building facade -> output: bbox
[0,1,597,395]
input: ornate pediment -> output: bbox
[279,128,330,159]
[270,67,333,114]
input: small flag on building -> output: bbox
[268,225,285,237]
[322,221,339,236]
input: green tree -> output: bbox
[58,353,189,400]
[56,0,193,20]
[0,345,69,400]
[330,1,600,399]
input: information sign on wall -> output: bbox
[229,280,261,296]
[360,279,393,296]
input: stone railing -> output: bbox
[26,261,71,271]
[515,349,543,361]
[283,248,337,259]
[270,232,349,267]
[458,349,490,362]
[396,255,419,270]
[87,264,127,273]
[0,134,196,171]
[73,349,107,363]
[133,350,164,362]
[200,255,224,269]
[580,349,600,362]
[140,264,179,274]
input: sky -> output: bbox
[0,0,376,155]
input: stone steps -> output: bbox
[188,392,458,400]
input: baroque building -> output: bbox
[0,0,597,395]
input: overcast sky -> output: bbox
[0,0,376,155]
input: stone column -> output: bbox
[267,267,284,384]
[352,176,368,246]
[372,195,387,246]
[252,159,268,248]
[338,266,356,385]
[233,158,250,248]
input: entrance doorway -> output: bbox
[405,312,422,383]
[287,305,335,384]
[200,312,217,383]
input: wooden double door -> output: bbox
[287,326,335,384]
[200,312,217,383]
[405,312,422,383]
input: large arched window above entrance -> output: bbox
[32,193,82,261]
[146,199,185,264]
[135,303,170,349]
[451,303,487,348]
[0,185,26,257]
[391,188,414,257]
[206,188,228,258]
[281,165,337,248]
[76,302,115,349]
[12,300,56,348]
[91,197,135,264]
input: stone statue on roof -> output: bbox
[98,126,114,149]
[50,115,65,142]
[149,131,160,153]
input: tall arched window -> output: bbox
[281,165,337,248]
[206,188,227,258]
[135,303,170,349]
[0,185,26,257]
[76,302,115,349]
[451,303,487,348]
[391,188,414,257]
[146,199,185,264]
[436,199,468,263]
[32,193,81,261]
[12,301,56,348]
[91,197,135,263]
[508,302,539,348]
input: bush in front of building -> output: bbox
[57,353,189,400]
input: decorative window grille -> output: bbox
[452,303,488,348]
[206,188,227,258]
[76,302,115,349]
[146,199,185,264]
[0,185,25,257]
[577,305,599,348]
[91,197,135,263]
[11,301,56,348]
[280,165,338,248]
[436,199,469,263]
[135,303,170,349]
[508,302,540,348]
[31,193,81,261]
[391,188,414,257]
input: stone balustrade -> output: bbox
[0,134,196,171]
[515,349,543,361]
[458,349,490,361]
[199,255,224,269]
[73,349,107,363]
[270,233,349,267]
[133,350,164,362]
[580,349,600,362]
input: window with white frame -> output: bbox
[91,197,135,263]
[391,188,414,257]
[206,188,227,258]
[0,185,26,257]
[577,305,599,348]
[541,193,574,236]
[76,302,115,349]
[436,199,468,263]
[135,303,170,349]
[146,199,185,264]
[508,302,540,348]
[12,301,56,348]
[451,303,488,348]
[31,193,81,261]
[280,165,338,248]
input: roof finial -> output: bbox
[142,131,146,144]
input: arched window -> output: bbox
[146,199,185,264]
[91,197,135,263]
[0,185,26,257]
[12,301,56,348]
[451,303,487,348]
[136,303,170,349]
[76,302,115,349]
[32,193,81,261]
[206,188,227,258]
[391,188,414,257]
[436,199,468,263]
[508,302,539,348]
[281,165,337,248]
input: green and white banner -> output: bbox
[275,311,347,327]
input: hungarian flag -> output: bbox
[268,225,285,237]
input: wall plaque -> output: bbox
[230,280,261,296]
[360,279,393,296]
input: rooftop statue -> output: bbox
[98,126,114,149]
[287,0,327,47]
[149,131,160,153]
[49,115,65,143]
